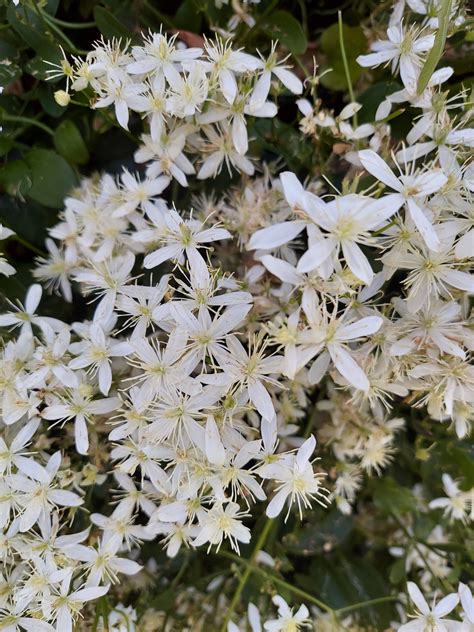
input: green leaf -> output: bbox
[24,54,61,81]
[54,120,89,164]
[389,557,406,584]
[0,137,13,157]
[262,10,307,55]
[0,61,21,86]
[282,509,353,556]
[38,84,67,117]
[174,0,203,31]
[417,0,452,94]
[373,477,416,514]
[24,149,77,208]
[7,5,59,58]
[43,0,60,15]
[94,6,131,40]
[0,160,31,197]
[320,22,366,91]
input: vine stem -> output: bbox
[221,550,400,620]
[219,547,336,622]
[27,0,83,55]
[2,114,54,137]
[336,595,400,614]
[45,15,96,30]
[220,518,275,631]
[391,513,455,594]
[338,11,358,129]
[1,220,47,258]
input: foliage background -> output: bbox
[0,0,472,629]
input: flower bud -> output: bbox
[54,90,71,107]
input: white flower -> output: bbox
[9,451,83,532]
[68,322,133,395]
[0,284,63,336]
[399,582,459,632]
[357,24,434,92]
[73,253,136,322]
[359,149,447,251]
[141,208,231,276]
[0,417,42,477]
[263,595,311,631]
[429,474,473,524]
[67,538,142,587]
[193,501,251,552]
[205,38,261,104]
[250,42,303,111]
[94,77,148,129]
[206,334,282,423]
[260,436,329,519]
[43,391,120,455]
[46,571,109,632]
[127,31,202,81]
[298,301,383,392]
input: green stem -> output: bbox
[2,114,54,136]
[0,219,47,257]
[392,514,455,593]
[220,518,275,631]
[338,11,358,128]
[219,549,336,617]
[44,15,97,29]
[12,234,47,257]
[372,218,398,236]
[95,108,140,144]
[336,595,399,614]
[28,0,80,54]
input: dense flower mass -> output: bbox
[0,0,472,629]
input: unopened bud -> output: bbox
[54,90,70,106]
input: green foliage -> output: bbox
[54,120,89,164]
[24,148,78,207]
[320,22,366,91]
[262,10,308,55]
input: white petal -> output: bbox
[407,582,430,616]
[266,487,289,518]
[261,255,301,285]
[328,345,369,391]
[280,171,304,207]
[433,593,459,617]
[75,415,89,455]
[297,239,335,273]
[247,222,304,251]
[248,380,275,422]
[359,150,402,191]
[336,316,383,341]
[274,67,303,94]
[406,199,440,252]
[219,68,237,104]
[25,284,42,314]
[308,351,330,384]
[342,241,374,285]
[296,435,316,468]
[205,415,226,466]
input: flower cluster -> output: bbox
[0,1,473,629]
[52,32,302,182]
